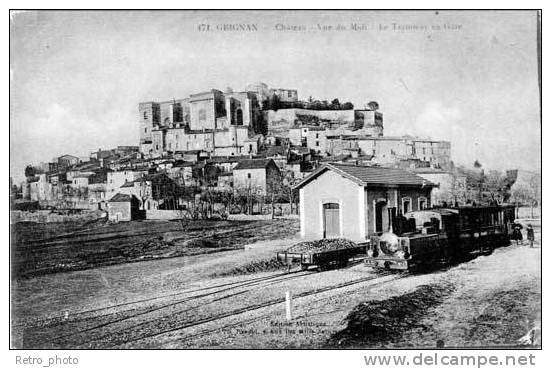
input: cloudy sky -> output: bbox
[10,10,540,182]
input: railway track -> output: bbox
[15,270,301,329]
[111,271,403,348]
[26,268,403,348]
[28,270,312,348]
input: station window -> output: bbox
[402,197,411,214]
[419,197,427,210]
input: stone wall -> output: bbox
[265,109,355,129]
[10,210,106,224]
[145,209,182,220]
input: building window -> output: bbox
[144,128,147,133]
[198,109,206,122]
[316,133,319,138]
[144,111,148,120]
[288,91,293,98]
[402,197,411,214]
[419,197,427,210]
[316,141,320,147]
[247,173,251,179]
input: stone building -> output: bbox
[327,136,451,169]
[412,168,467,206]
[233,158,281,195]
[108,193,141,222]
[139,87,262,158]
[294,163,435,242]
[106,169,148,197]
[57,154,80,169]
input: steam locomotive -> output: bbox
[364,204,517,270]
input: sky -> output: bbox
[9,10,541,183]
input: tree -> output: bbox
[281,174,299,214]
[342,102,354,110]
[366,101,379,111]
[24,165,35,178]
[330,98,341,110]
[511,173,540,218]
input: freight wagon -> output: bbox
[277,239,368,271]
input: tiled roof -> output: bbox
[234,158,274,170]
[330,163,435,186]
[294,163,436,189]
[109,193,132,202]
[266,146,286,157]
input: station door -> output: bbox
[323,203,340,238]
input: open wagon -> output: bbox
[277,239,368,271]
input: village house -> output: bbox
[106,169,148,197]
[57,154,81,169]
[165,161,194,186]
[107,193,142,222]
[412,168,467,206]
[294,163,435,242]
[117,173,178,210]
[233,158,281,195]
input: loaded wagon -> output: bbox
[277,239,368,271]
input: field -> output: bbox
[11,218,299,278]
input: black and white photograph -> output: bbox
[9,9,542,354]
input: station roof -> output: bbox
[294,163,437,190]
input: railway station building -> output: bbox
[294,163,436,242]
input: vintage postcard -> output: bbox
[9,10,541,353]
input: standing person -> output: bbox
[527,224,535,248]
[512,221,524,245]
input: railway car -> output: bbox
[365,204,516,271]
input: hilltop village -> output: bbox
[15,82,470,220]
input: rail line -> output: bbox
[108,271,400,348]
[32,270,312,347]
[20,269,307,330]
